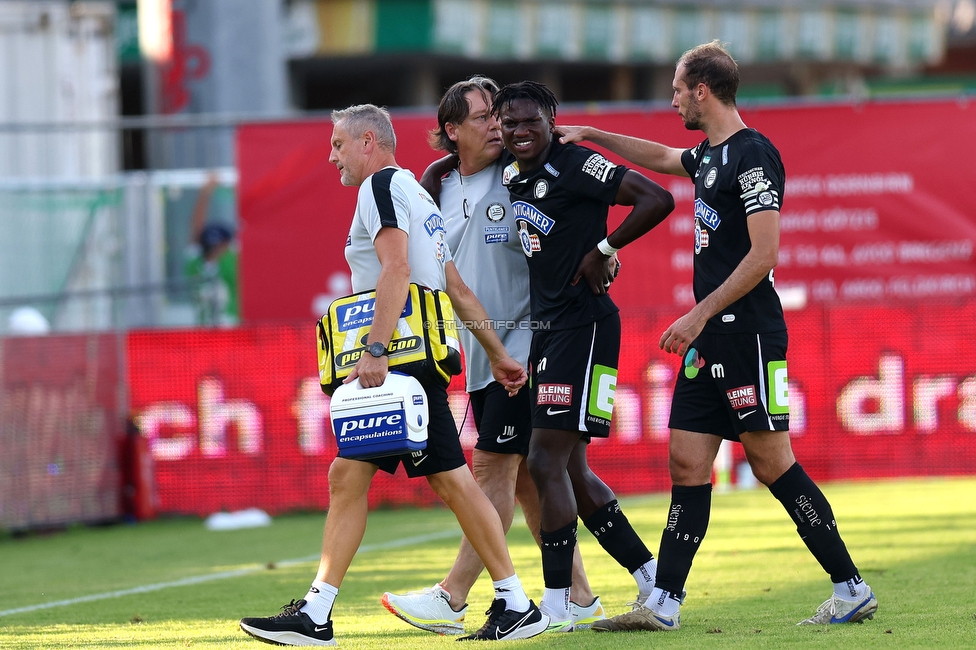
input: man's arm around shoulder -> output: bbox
[559,126,688,178]
[419,154,459,207]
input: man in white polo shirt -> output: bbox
[239,104,548,645]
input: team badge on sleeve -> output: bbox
[737,167,780,213]
[581,154,617,183]
[502,162,519,185]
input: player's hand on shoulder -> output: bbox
[572,247,615,295]
[491,356,527,395]
[419,153,459,207]
[556,125,590,145]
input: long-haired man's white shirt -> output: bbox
[441,159,531,392]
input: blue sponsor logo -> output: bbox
[424,213,445,237]
[412,394,424,405]
[336,298,413,332]
[333,409,408,453]
[485,233,509,244]
[332,406,426,459]
[511,201,555,235]
[694,198,721,230]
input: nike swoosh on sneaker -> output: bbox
[737,409,756,420]
[830,597,873,623]
[497,610,533,638]
[653,616,676,628]
[546,408,571,416]
[313,626,331,632]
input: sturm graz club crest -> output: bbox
[486,202,505,222]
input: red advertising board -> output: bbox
[127,303,976,517]
[237,99,976,322]
[0,334,121,530]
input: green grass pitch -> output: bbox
[1,477,975,648]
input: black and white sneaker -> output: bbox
[457,599,549,641]
[239,599,337,646]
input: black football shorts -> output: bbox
[470,381,532,456]
[669,329,790,441]
[529,313,620,440]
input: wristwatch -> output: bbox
[367,342,388,358]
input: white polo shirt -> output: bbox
[345,166,451,293]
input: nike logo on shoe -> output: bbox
[546,408,571,416]
[653,616,676,628]
[737,410,756,420]
[313,626,331,632]
[497,610,534,638]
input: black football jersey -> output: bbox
[681,128,786,333]
[503,141,626,330]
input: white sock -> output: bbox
[632,558,657,596]
[493,574,531,612]
[541,587,570,620]
[301,580,338,624]
[646,587,681,616]
[833,578,869,601]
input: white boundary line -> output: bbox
[0,528,461,618]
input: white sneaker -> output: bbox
[539,601,573,632]
[798,590,878,625]
[570,596,606,630]
[381,584,466,635]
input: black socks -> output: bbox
[655,484,712,595]
[769,462,859,583]
[539,521,577,588]
[583,499,654,573]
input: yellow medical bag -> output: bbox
[316,283,462,395]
